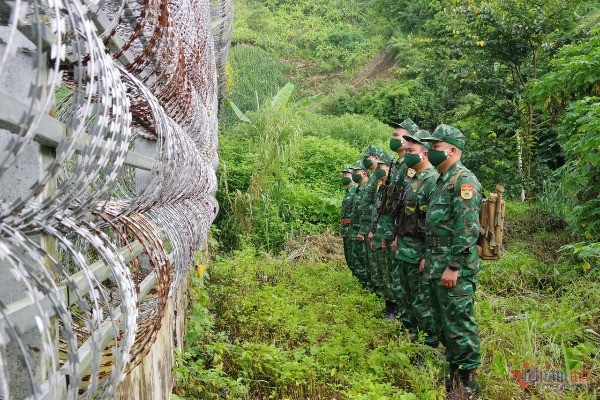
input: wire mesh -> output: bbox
[0,0,232,398]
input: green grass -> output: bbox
[174,226,599,399]
[222,45,292,126]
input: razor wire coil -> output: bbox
[0,0,231,398]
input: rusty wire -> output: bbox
[0,0,231,398]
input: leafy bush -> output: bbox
[321,78,445,129]
[217,84,392,252]
[530,25,600,237]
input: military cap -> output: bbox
[361,145,385,158]
[394,118,419,135]
[342,165,353,173]
[402,129,431,150]
[352,160,366,171]
[377,151,392,166]
[420,124,466,150]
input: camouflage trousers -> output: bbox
[429,274,481,370]
[342,237,352,270]
[400,260,438,347]
[350,238,371,289]
[390,249,415,331]
[365,242,379,295]
[371,240,395,302]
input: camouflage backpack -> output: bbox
[448,170,506,261]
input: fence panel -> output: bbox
[0,0,232,398]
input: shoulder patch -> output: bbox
[460,184,474,200]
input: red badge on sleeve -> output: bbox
[460,184,474,200]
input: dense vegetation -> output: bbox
[174,204,598,399]
[217,0,600,252]
[175,0,600,398]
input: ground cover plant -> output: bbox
[174,204,599,399]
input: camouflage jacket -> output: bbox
[340,184,358,238]
[424,161,482,279]
[350,181,368,236]
[357,171,380,236]
[371,157,408,240]
[396,166,439,264]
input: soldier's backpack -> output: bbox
[477,184,505,260]
[449,170,505,261]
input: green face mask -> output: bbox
[404,153,422,168]
[342,176,352,185]
[373,168,387,179]
[427,148,448,167]
[389,138,403,151]
[363,158,374,169]
[352,173,363,183]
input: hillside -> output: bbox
[174,0,600,398]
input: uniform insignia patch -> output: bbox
[460,184,474,200]
[407,168,416,178]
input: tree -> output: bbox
[429,0,583,195]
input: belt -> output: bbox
[426,236,453,247]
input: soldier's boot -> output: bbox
[444,366,459,394]
[383,300,397,320]
[448,369,479,400]
[458,369,479,399]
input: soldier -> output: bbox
[356,145,384,294]
[349,161,371,288]
[394,129,439,347]
[384,118,419,328]
[340,166,358,272]
[420,125,483,398]
[368,152,397,318]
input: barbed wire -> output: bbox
[0,0,232,398]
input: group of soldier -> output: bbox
[340,119,482,399]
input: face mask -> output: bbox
[342,177,352,185]
[428,148,449,167]
[373,168,387,179]
[352,173,363,183]
[389,138,403,151]
[363,158,374,169]
[404,152,423,168]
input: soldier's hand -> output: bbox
[367,232,374,242]
[391,239,397,252]
[357,234,365,242]
[381,238,387,251]
[419,258,425,274]
[441,268,458,288]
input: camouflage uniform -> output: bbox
[393,130,440,346]
[370,152,395,303]
[421,125,483,373]
[341,167,358,272]
[396,166,440,345]
[357,145,385,295]
[349,163,371,288]
[385,118,419,327]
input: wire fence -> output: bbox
[0,0,232,398]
